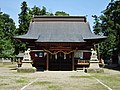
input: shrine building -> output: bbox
[14,16,106,71]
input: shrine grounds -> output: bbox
[0,63,120,90]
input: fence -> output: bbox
[0,58,16,65]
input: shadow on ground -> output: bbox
[104,64,120,71]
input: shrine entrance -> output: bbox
[49,52,72,71]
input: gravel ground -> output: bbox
[0,64,120,90]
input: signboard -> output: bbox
[74,50,83,59]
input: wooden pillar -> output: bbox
[98,44,100,61]
[46,52,49,71]
[72,52,74,71]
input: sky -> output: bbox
[0,0,110,30]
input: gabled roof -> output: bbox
[14,16,106,43]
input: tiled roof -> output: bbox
[14,16,106,42]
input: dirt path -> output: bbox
[0,65,120,90]
[21,71,105,90]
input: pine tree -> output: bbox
[15,1,30,54]
[18,1,31,35]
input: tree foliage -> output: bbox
[15,1,31,54]
[29,5,41,15]
[0,1,70,57]
[55,11,69,16]
[0,12,16,57]
[29,6,48,16]
[93,0,120,59]
[17,1,31,35]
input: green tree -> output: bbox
[92,15,102,35]
[15,1,31,54]
[29,6,52,16]
[45,9,54,16]
[93,0,120,60]
[29,5,41,15]
[40,6,47,15]
[55,11,69,16]
[17,1,31,35]
[0,12,16,57]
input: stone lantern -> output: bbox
[17,48,36,73]
[85,48,104,73]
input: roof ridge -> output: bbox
[32,16,87,22]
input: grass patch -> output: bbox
[17,68,36,73]
[90,73,120,90]
[33,81,61,90]
[70,76,92,79]
[16,79,27,83]
[33,81,52,85]
[48,84,61,90]
[0,83,9,86]
[0,63,4,67]
[0,76,7,79]
[90,83,107,90]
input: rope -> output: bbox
[44,49,77,55]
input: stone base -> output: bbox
[17,67,36,73]
[85,68,104,73]
[17,60,36,73]
[89,61,100,68]
[85,60,104,73]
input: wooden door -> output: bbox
[49,52,72,71]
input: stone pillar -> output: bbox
[85,49,104,73]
